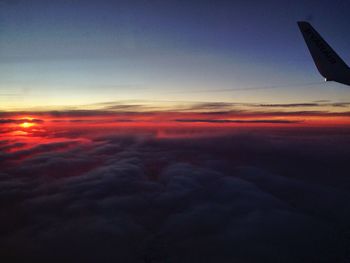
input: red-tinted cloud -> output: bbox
[1,123,350,262]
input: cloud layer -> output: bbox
[1,119,350,262]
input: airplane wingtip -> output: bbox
[297,21,350,86]
[297,21,310,28]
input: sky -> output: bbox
[1,0,350,110]
[1,1,350,262]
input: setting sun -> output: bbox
[19,122,35,128]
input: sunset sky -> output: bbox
[1,0,350,111]
[1,1,350,262]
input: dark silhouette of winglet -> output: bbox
[297,21,350,86]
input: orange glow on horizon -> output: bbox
[0,110,349,160]
[21,116,34,121]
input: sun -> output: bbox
[17,116,37,129]
[19,122,35,128]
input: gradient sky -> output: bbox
[2,2,350,261]
[1,0,350,111]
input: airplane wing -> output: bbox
[297,21,350,86]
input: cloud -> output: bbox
[0,141,82,163]
[257,103,320,107]
[1,124,350,262]
[0,142,27,152]
[181,102,237,112]
[257,102,350,108]
[0,118,44,124]
[175,119,302,124]
[1,98,350,126]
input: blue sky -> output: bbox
[1,0,350,110]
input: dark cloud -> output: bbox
[330,102,350,107]
[181,102,236,112]
[257,103,320,107]
[0,141,81,163]
[0,118,44,124]
[1,128,350,262]
[0,142,26,152]
[175,119,302,124]
[257,102,350,108]
[102,104,145,111]
[245,110,350,117]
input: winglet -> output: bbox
[297,21,350,86]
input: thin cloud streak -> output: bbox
[161,81,324,94]
[175,119,303,124]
